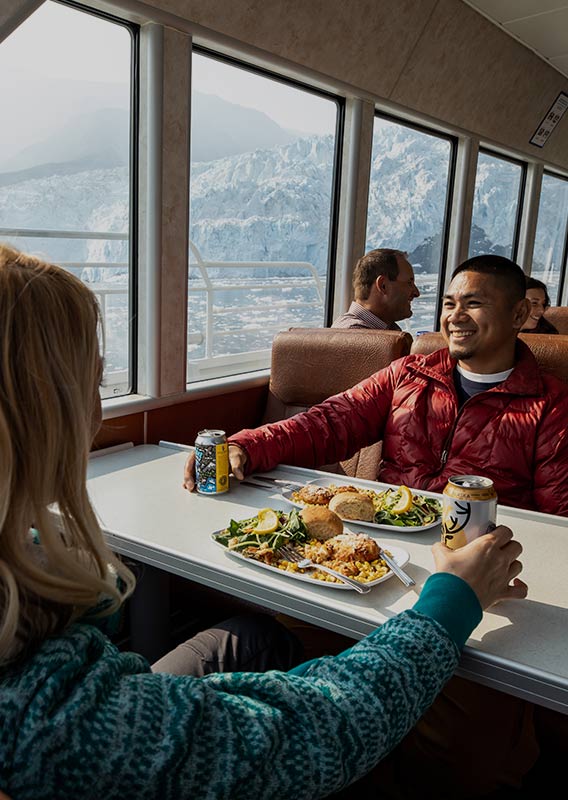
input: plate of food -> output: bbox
[281,480,442,533]
[212,505,410,590]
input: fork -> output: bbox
[378,547,416,587]
[278,544,371,594]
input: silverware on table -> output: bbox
[278,544,371,594]
[379,547,415,587]
[239,480,277,490]
[248,474,306,488]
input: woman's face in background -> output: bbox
[524,288,548,329]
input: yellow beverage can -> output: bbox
[441,475,497,550]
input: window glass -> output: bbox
[531,172,568,304]
[188,51,340,382]
[365,116,454,336]
[0,1,133,398]
[468,151,524,262]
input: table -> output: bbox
[87,444,568,714]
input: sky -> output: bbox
[0,1,131,84]
[0,0,335,165]
[192,53,337,136]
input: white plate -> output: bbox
[280,482,441,534]
[212,531,410,591]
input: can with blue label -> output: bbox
[195,429,229,494]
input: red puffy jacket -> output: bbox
[230,341,568,516]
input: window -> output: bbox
[0,1,136,398]
[365,116,455,336]
[531,172,568,304]
[468,150,525,262]
[188,50,341,382]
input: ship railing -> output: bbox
[0,227,326,390]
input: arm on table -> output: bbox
[9,530,525,800]
[183,444,247,492]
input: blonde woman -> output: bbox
[0,245,526,800]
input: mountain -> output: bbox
[191,92,294,162]
[366,125,452,270]
[189,135,334,272]
[1,115,564,281]
[0,108,129,185]
[0,74,129,171]
[0,90,295,185]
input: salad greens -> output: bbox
[214,508,308,552]
[373,490,442,527]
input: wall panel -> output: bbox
[151,0,568,168]
[145,384,269,445]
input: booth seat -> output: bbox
[410,332,568,384]
[262,327,412,479]
[544,306,568,335]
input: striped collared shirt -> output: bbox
[331,301,401,331]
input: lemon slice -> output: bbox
[389,485,413,515]
[252,508,279,534]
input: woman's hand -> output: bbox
[432,525,527,609]
[183,444,248,491]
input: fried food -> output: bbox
[296,485,334,505]
[305,532,379,563]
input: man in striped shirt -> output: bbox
[332,248,420,330]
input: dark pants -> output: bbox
[151,613,303,676]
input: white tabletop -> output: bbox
[87,444,568,713]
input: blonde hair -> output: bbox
[0,244,135,664]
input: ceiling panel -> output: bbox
[469,1,568,22]
[551,54,568,72]
[507,9,568,57]
[463,1,568,78]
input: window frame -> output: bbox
[471,147,527,264]
[189,44,345,346]
[367,110,458,333]
[51,0,140,398]
[536,169,568,306]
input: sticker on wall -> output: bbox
[530,92,568,148]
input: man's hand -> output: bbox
[432,525,527,610]
[183,444,248,491]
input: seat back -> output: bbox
[263,327,413,479]
[410,332,568,383]
[544,306,568,335]
[410,331,445,357]
[519,333,568,383]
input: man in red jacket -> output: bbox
[185,255,568,517]
[184,254,568,797]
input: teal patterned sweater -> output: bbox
[0,573,480,799]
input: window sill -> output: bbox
[102,369,270,420]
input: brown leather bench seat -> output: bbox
[544,306,568,335]
[411,331,568,383]
[262,327,412,479]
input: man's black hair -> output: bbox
[451,255,526,304]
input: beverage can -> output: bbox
[441,475,497,550]
[194,429,229,495]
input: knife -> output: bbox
[248,475,306,488]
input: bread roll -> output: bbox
[300,506,343,540]
[328,491,375,522]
